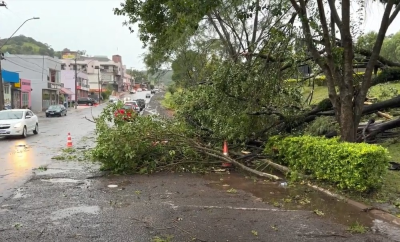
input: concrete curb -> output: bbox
[307,182,400,227]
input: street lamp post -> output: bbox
[0,17,40,110]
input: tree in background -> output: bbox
[127,69,148,83]
[288,0,400,142]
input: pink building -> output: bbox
[20,79,32,109]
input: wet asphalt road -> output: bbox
[0,90,153,204]
[0,91,399,241]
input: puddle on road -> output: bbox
[51,205,100,220]
[41,178,82,183]
[204,172,397,230]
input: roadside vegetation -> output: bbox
[91,0,400,216]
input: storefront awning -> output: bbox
[1,69,20,83]
[60,87,74,95]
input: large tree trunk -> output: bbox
[339,91,356,141]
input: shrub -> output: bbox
[265,135,390,192]
[314,76,326,86]
[161,91,178,110]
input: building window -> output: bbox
[22,92,29,107]
[49,69,56,82]
[3,85,9,94]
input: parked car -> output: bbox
[151,89,156,94]
[46,105,67,117]
[0,109,39,138]
[136,99,146,111]
[77,97,96,106]
[114,105,138,121]
[146,93,151,98]
[124,101,141,112]
[137,88,142,92]
[129,90,136,94]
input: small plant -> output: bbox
[62,147,76,153]
[152,235,174,242]
[347,222,367,234]
[313,209,324,216]
[37,166,47,171]
[226,188,237,193]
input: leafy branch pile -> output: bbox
[91,103,259,174]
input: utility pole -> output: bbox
[74,58,78,109]
[0,53,4,110]
[97,67,100,103]
[0,2,6,110]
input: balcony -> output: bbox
[47,82,63,89]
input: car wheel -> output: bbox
[89,102,93,106]
[21,126,27,138]
[33,123,39,135]
[46,115,49,118]
[65,112,67,116]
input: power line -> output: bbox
[3,57,45,74]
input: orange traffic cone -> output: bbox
[223,140,228,156]
[221,140,232,168]
[67,133,73,147]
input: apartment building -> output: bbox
[2,54,63,112]
[61,54,124,93]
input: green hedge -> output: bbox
[265,135,390,192]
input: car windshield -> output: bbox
[125,101,136,105]
[48,105,60,110]
[0,111,24,120]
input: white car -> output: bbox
[0,109,39,138]
[109,96,119,103]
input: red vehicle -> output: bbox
[114,105,137,121]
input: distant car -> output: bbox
[77,97,96,106]
[146,93,151,98]
[129,90,136,94]
[46,105,67,117]
[136,99,146,111]
[137,88,142,92]
[151,90,156,94]
[114,105,137,122]
[124,101,141,112]
[0,109,39,138]
[4,104,12,110]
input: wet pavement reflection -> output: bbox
[0,106,104,203]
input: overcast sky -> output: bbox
[1,0,400,72]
